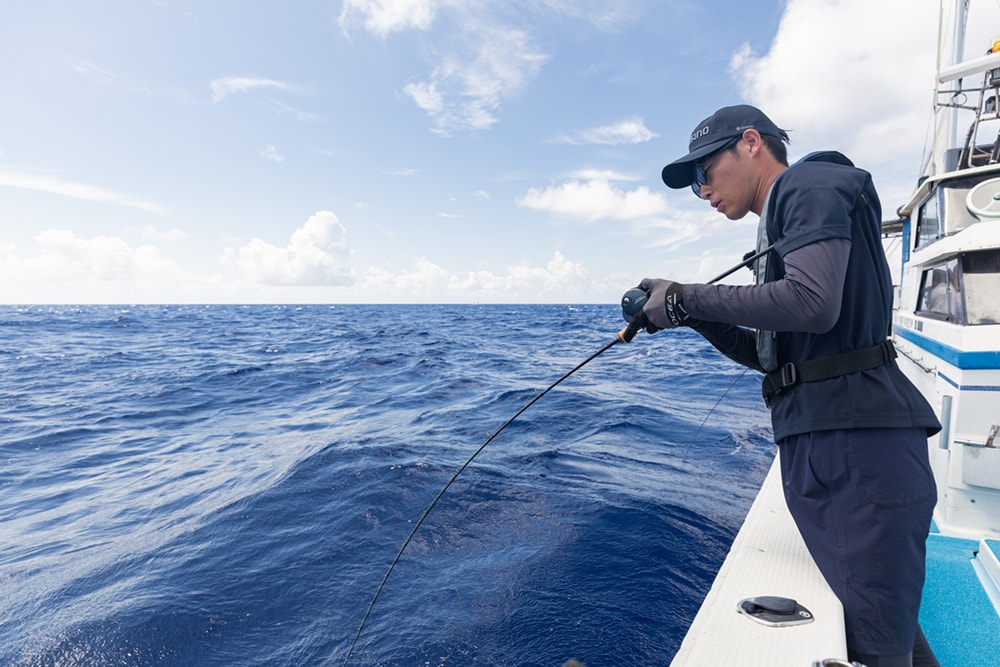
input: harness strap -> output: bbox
[761,340,897,407]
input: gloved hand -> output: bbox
[637,278,692,331]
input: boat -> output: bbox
[669,3,1000,665]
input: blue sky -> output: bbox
[0,0,991,303]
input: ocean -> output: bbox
[1,304,774,666]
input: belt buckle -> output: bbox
[779,362,797,387]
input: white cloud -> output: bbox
[361,256,450,296]
[403,81,443,115]
[356,250,592,302]
[516,178,668,221]
[533,0,636,31]
[554,117,659,145]
[261,145,285,163]
[0,226,600,303]
[570,168,637,181]
[340,3,654,137]
[0,229,197,302]
[27,230,162,281]
[220,211,351,286]
[209,77,294,103]
[0,169,163,213]
[379,167,419,176]
[338,0,443,37]
[66,58,117,85]
[404,23,549,134]
[341,2,557,135]
[262,100,325,123]
[729,0,939,178]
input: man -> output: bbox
[633,105,942,667]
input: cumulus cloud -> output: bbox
[0,226,599,302]
[209,77,294,103]
[553,117,658,145]
[729,0,939,173]
[27,230,165,281]
[516,178,668,221]
[357,250,592,302]
[0,169,163,213]
[0,228,198,303]
[221,211,351,286]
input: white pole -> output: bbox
[948,0,969,149]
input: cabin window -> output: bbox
[917,250,1000,325]
[962,250,1000,325]
[913,179,981,250]
[915,190,941,248]
[918,258,964,323]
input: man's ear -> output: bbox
[743,128,763,155]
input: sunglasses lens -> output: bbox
[691,165,706,198]
[689,136,739,198]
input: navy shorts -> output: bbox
[778,428,936,657]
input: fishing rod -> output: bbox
[617,243,773,343]
[341,244,773,666]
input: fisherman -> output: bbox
[632,105,942,667]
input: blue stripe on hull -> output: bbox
[894,326,1000,371]
[939,372,1000,391]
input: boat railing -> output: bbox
[937,41,1000,170]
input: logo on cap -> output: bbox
[690,124,710,143]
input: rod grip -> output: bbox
[617,316,644,343]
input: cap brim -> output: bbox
[660,135,735,189]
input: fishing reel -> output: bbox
[617,287,650,343]
[620,287,649,321]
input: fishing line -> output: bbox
[342,246,772,665]
[342,336,622,666]
[680,367,750,462]
[672,246,772,461]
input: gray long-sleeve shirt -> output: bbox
[681,239,850,373]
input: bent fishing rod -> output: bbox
[341,244,773,666]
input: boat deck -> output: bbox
[671,458,1000,666]
[669,456,846,666]
[921,532,1000,665]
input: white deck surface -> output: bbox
[670,455,847,666]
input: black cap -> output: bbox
[661,105,781,189]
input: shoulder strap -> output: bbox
[795,150,855,167]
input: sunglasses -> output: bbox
[691,136,741,198]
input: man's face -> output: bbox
[695,138,755,220]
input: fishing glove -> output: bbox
[637,278,693,331]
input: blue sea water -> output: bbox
[0,304,774,667]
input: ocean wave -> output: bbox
[0,305,772,666]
